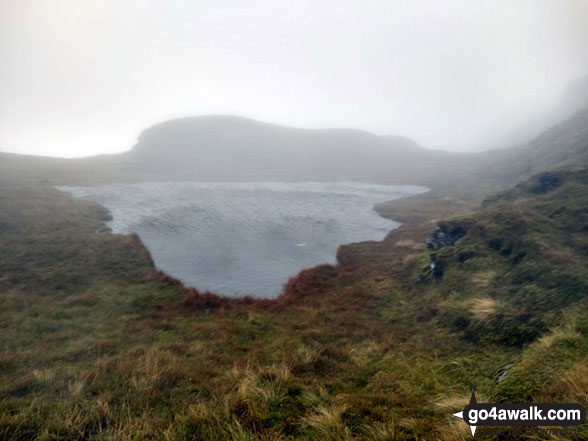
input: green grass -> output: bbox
[1,166,588,440]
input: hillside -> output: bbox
[118,116,479,187]
[496,75,588,149]
[0,116,481,188]
[2,109,587,191]
[477,107,588,183]
[0,151,120,186]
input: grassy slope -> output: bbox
[475,108,588,184]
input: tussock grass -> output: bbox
[557,358,588,401]
[303,403,350,440]
[469,297,498,321]
[538,325,582,349]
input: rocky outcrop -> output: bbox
[533,172,562,194]
[493,363,514,383]
[416,254,445,283]
[418,222,468,283]
[425,223,467,250]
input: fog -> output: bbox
[1,0,587,157]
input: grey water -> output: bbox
[59,182,427,298]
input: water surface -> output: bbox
[60,182,427,297]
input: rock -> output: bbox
[425,224,467,251]
[418,223,467,283]
[492,363,514,383]
[416,254,444,283]
[534,173,562,194]
[429,254,444,280]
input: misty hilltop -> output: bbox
[498,74,588,148]
[1,107,588,192]
[477,107,588,182]
[117,116,476,186]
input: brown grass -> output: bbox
[469,297,498,321]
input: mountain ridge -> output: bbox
[121,114,463,186]
[1,107,587,190]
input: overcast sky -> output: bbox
[1,0,587,157]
